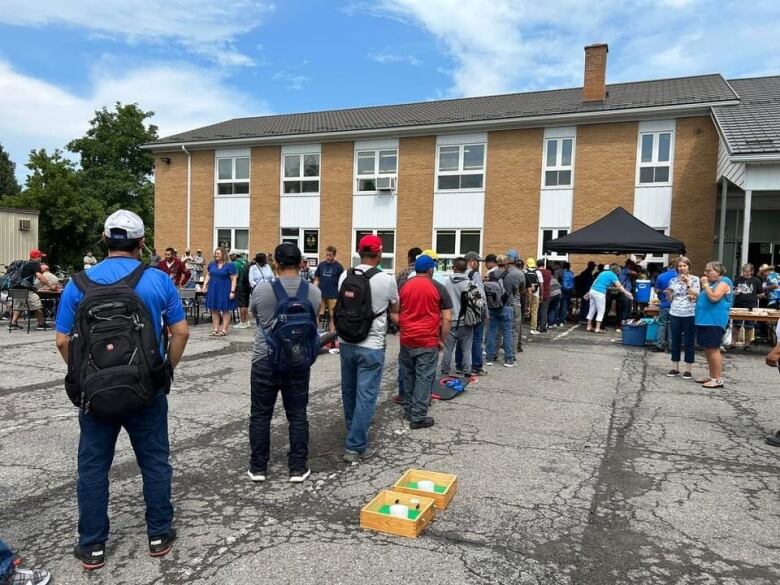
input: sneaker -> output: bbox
[148,529,177,557]
[343,448,374,463]
[6,566,51,585]
[766,431,780,447]
[36,323,51,331]
[666,369,680,377]
[473,368,488,376]
[9,323,23,330]
[410,417,435,429]
[484,360,494,366]
[247,469,267,482]
[503,362,517,368]
[289,468,311,483]
[682,371,692,380]
[530,330,540,335]
[517,346,524,352]
[73,542,106,570]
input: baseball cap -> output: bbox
[526,258,537,268]
[464,251,482,262]
[484,253,497,263]
[421,248,438,260]
[496,254,509,266]
[415,255,436,273]
[29,248,45,259]
[357,234,383,254]
[104,209,145,240]
[507,249,518,262]
[274,242,302,267]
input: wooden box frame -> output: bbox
[393,468,458,510]
[359,489,436,538]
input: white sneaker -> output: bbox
[503,362,517,368]
[247,470,266,482]
[289,468,311,483]
[484,360,494,366]
[530,330,540,335]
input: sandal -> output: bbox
[217,330,227,337]
[210,330,220,337]
[702,379,723,389]
[695,377,711,384]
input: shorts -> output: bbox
[319,298,337,315]
[696,325,725,349]
[236,287,250,308]
[13,291,42,311]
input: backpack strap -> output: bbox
[122,263,147,289]
[71,270,91,294]
[294,279,309,301]
[271,278,289,301]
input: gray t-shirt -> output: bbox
[337,264,399,350]
[250,276,321,363]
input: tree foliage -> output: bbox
[0,142,21,200]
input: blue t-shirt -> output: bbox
[695,277,733,329]
[313,260,344,300]
[591,270,619,294]
[654,268,677,310]
[619,267,634,292]
[56,257,186,357]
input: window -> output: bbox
[352,229,395,270]
[216,156,250,196]
[216,228,249,253]
[540,228,569,259]
[436,144,485,190]
[355,149,398,192]
[644,228,669,265]
[281,228,319,256]
[434,229,481,271]
[543,138,574,187]
[637,132,672,184]
[283,153,320,193]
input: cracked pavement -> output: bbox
[1,324,778,584]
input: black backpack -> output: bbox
[525,269,539,289]
[459,272,485,326]
[0,260,30,290]
[64,264,171,419]
[484,270,509,309]
[334,267,384,343]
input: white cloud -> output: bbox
[0,0,274,66]
[273,71,309,91]
[369,49,422,66]
[0,59,270,180]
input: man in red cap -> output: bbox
[9,249,51,331]
[335,234,399,462]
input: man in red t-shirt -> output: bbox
[398,255,452,429]
[159,247,191,287]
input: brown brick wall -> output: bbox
[671,116,718,271]
[320,142,354,261]
[484,128,543,260]
[153,152,187,252]
[397,136,436,259]
[570,121,638,270]
[189,150,214,256]
[249,145,281,254]
[583,44,609,102]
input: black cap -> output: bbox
[274,242,302,267]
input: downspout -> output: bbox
[181,145,192,250]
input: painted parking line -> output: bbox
[553,323,580,340]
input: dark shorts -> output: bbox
[237,287,250,308]
[696,325,725,348]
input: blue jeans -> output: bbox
[456,321,484,370]
[559,289,572,324]
[670,315,695,364]
[340,343,385,453]
[399,345,438,422]
[0,538,14,580]
[655,307,670,348]
[77,393,173,547]
[548,296,561,326]
[249,358,310,473]
[486,305,514,363]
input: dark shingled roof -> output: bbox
[154,74,737,145]
[713,76,780,156]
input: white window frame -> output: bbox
[541,137,575,189]
[434,229,482,272]
[280,227,320,257]
[352,228,396,271]
[636,131,674,186]
[538,227,570,260]
[281,152,321,195]
[644,228,670,265]
[215,156,250,197]
[215,227,249,254]
[354,148,398,194]
[435,143,486,192]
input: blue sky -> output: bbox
[1,0,779,181]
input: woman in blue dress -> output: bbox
[203,247,237,337]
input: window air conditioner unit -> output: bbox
[376,176,396,191]
[18,219,31,231]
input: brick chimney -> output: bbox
[583,43,608,102]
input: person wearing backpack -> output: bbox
[335,235,399,462]
[440,257,478,377]
[7,249,52,331]
[558,261,575,326]
[248,242,321,483]
[456,251,488,375]
[54,210,189,570]
[484,255,516,367]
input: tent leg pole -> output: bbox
[717,178,727,262]
[740,189,752,269]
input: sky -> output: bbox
[1,0,779,182]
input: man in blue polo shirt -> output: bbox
[653,259,677,351]
[55,210,189,571]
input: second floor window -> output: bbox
[216,156,249,195]
[437,144,485,190]
[637,132,672,184]
[543,138,573,187]
[356,149,398,192]
[283,153,320,193]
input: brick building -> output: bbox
[145,44,780,274]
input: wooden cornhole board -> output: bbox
[360,489,436,538]
[393,468,458,510]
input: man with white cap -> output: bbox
[54,209,189,570]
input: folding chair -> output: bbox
[8,289,32,333]
[179,289,200,326]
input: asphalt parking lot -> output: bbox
[1,323,778,584]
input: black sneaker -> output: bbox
[247,469,267,482]
[74,542,106,570]
[289,468,311,483]
[682,371,692,380]
[410,417,435,429]
[472,368,488,376]
[36,323,51,331]
[765,431,780,447]
[666,369,680,377]
[148,529,176,557]
[343,448,375,463]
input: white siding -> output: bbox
[215,148,250,158]
[354,138,399,150]
[717,140,746,187]
[539,189,573,226]
[745,163,780,190]
[436,132,487,146]
[280,195,320,227]
[0,209,39,267]
[281,143,321,155]
[634,186,672,228]
[433,192,484,228]
[214,197,249,227]
[352,194,397,229]
[543,126,576,139]
[638,119,676,133]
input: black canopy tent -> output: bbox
[544,207,685,255]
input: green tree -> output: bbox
[0,142,21,200]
